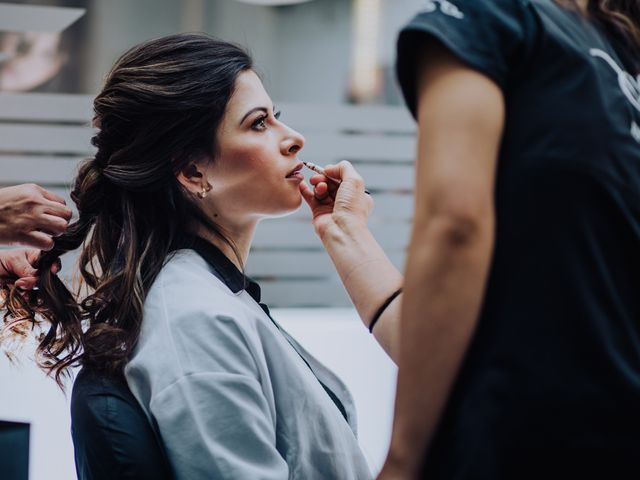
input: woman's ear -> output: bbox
[176,162,205,194]
[177,162,213,198]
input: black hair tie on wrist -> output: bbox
[369,288,403,333]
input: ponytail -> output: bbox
[1,160,100,387]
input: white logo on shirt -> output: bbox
[590,49,640,112]
[590,49,640,144]
[421,0,464,19]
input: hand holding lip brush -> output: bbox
[302,160,371,195]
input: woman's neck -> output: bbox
[193,220,256,271]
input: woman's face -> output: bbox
[202,70,305,226]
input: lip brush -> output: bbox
[302,160,371,195]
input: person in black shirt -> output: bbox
[380,1,640,479]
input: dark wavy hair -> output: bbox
[561,0,640,70]
[1,33,253,386]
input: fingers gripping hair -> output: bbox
[1,161,101,387]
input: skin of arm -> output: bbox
[378,41,505,479]
[300,163,403,361]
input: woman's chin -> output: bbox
[266,193,304,219]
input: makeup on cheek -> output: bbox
[302,161,371,195]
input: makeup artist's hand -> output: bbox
[299,161,374,240]
[301,161,402,361]
[0,248,61,290]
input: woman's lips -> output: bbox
[286,162,304,178]
[286,171,305,181]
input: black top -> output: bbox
[397,1,640,478]
[71,369,173,480]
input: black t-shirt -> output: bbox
[397,1,640,478]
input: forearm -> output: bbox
[386,217,494,474]
[319,224,403,360]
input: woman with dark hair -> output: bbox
[380,0,640,479]
[1,34,404,479]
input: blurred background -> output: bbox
[0,0,423,478]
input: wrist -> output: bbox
[317,216,371,246]
[333,210,369,236]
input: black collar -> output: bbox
[181,235,262,304]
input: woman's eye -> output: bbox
[252,115,268,130]
[251,111,281,131]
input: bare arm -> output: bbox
[300,163,403,361]
[379,41,505,478]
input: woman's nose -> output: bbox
[281,126,305,156]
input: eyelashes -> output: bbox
[251,116,267,130]
[251,110,282,131]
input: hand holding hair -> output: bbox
[0,249,61,290]
[0,183,73,250]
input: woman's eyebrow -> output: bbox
[239,105,276,126]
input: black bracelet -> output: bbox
[369,288,403,333]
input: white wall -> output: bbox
[0,308,396,480]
